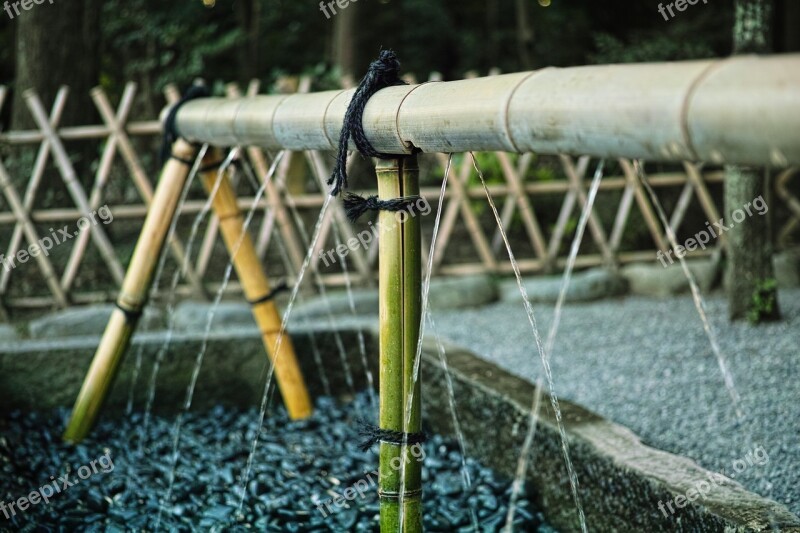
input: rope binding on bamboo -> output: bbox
[246,280,290,306]
[329,49,408,199]
[357,419,427,453]
[343,193,422,222]
[160,82,211,168]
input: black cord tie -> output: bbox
[358,419,426,453]
[329,50,407,197]
[343,193,421,223]
[248,281,290,306]
[115,302,143,324]
[161,83,211,168]
[198,159,224,173]
[170,155,196,166]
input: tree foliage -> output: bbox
[0,0,760,120]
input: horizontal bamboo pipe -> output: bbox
[63,140,198,443]
[172,55,800,167]
[198,156,312,420]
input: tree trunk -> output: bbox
[332,2,357,83]
[12,0,101,129]
[777,0,800,52]
[11,0,101,190]
[234,0,262,84]
[725,0,779,322]
[515,0,534,70]
[487,0,499,68]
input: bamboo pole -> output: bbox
[173,55,800,167]
[197,151,312,420]
[399,156,423,533]
[91,85,207,298]
[377,156,423,532]
[63,140,199,443]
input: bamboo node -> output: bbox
[114,301,143,323]
[378,489,423,501]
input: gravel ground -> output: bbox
[430,285,800,517]
[0,393,554,531]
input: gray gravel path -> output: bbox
[428,284,800,516]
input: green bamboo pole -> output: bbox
[400,156,423,532]
[378,158,403,531]
[64,140,200,443]
[377,155,423,532]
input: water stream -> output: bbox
[274,162,368,411]
[503,159,605,530]
[398,155,479,531]
[634,160,745,421]
[138,147,237,452]
[237,156,333,398]
[469,152,588,533]
[330,221,377,409]
[124,146,212,412]
[155,151,281,529]
[235,193,334,513]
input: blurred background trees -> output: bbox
[1,0,799,322]
[6,0,800,124]
[1,0,800,113]
[1,0,799,121]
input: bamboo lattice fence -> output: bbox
[0,75,798,315]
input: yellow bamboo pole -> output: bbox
[198,151,312,420]
[63,140,199,443]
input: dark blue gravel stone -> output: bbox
[0,391,554,531]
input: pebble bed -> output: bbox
[0,393,555,531]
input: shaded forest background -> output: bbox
[0,0,798,322]
[1,0,799,132]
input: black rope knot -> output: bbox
[329,50,407,197]
[160,83,211,168]
[115,301,143,324]
[247,280,290,306]
[343,193,421,223]
[357,419,426,453]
